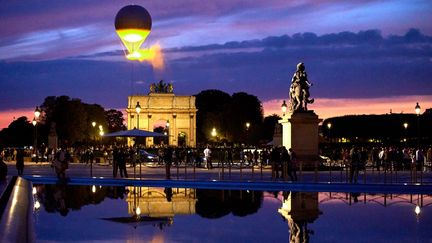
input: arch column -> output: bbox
[189,114,195,147]
[172,113,177,146]
[146,114,153,146]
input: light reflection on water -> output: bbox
[33,184,432,243]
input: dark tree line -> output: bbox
[195,89,280,145]
[0,117,34,147]
[322,113,432,145]
[0,96,126,147]
[0,92,282,148]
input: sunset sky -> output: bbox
[1,0,431,128]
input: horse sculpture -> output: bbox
[290,82,314,112]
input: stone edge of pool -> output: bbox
[24,176,432,194]
[0,176,35,243]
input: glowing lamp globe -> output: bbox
[115,5,152,55]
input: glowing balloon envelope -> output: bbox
[115,5,152,56]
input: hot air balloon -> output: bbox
[115,5,152,58]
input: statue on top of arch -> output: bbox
[150,80,173,94]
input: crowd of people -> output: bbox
[326,145,432,183]
[1,143,431,183]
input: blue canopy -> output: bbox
[103,128,166,137]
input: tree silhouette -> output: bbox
[0,116,33,147]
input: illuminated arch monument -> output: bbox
[126,82,197,147]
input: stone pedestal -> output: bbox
[48,122,58,150]
[279,111,322,166]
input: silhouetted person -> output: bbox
[351,192,360,203]
[349,146,360,183]
[164,187,173,202]
[54,147,70,180]
[288,148,298,181]
[118,148,128,178]
[204,146,212,169]
[281,147,290,180]
[112,147,119,178]
[270,147,281,179]
[16,148,25,175]
[164,146,173,179]
[54,184,69,216]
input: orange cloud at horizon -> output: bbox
[262,95,432,120]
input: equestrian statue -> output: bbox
[290,62,314,112]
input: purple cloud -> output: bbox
[1,0,431,61]
[0,29,431,112]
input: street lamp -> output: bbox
[211,128,217,138]
[415,102,421,148]
[327,122,332,143]
[34,106,41,119]
[34,106,41,157]
[245,122,251,145]
[211,127,217,145]
[166,120,170,145]
[91,122,97,143]
[403,122,408,143]
[32,117,37,159]
[135,102,141,129]
[281,100,287,116]
[415,102,421,116]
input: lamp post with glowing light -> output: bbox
[135,102,141,129]
[34,106,41,119]
[415,102,421,148]
[211,127,217,144]
[327,122,332,143]
[281,100,287,116]
[99,125,104,144]
[245,122,251,146]
[403,122,408,145]
[32,117,37,161]
[92,121,97,144]
[166,120,170,145]
[33,106,41,160]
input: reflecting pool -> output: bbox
[33,184,432,242]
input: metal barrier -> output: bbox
[72,156,431,184]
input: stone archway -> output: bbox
[126,88,197,147]
[177,131,187,147]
